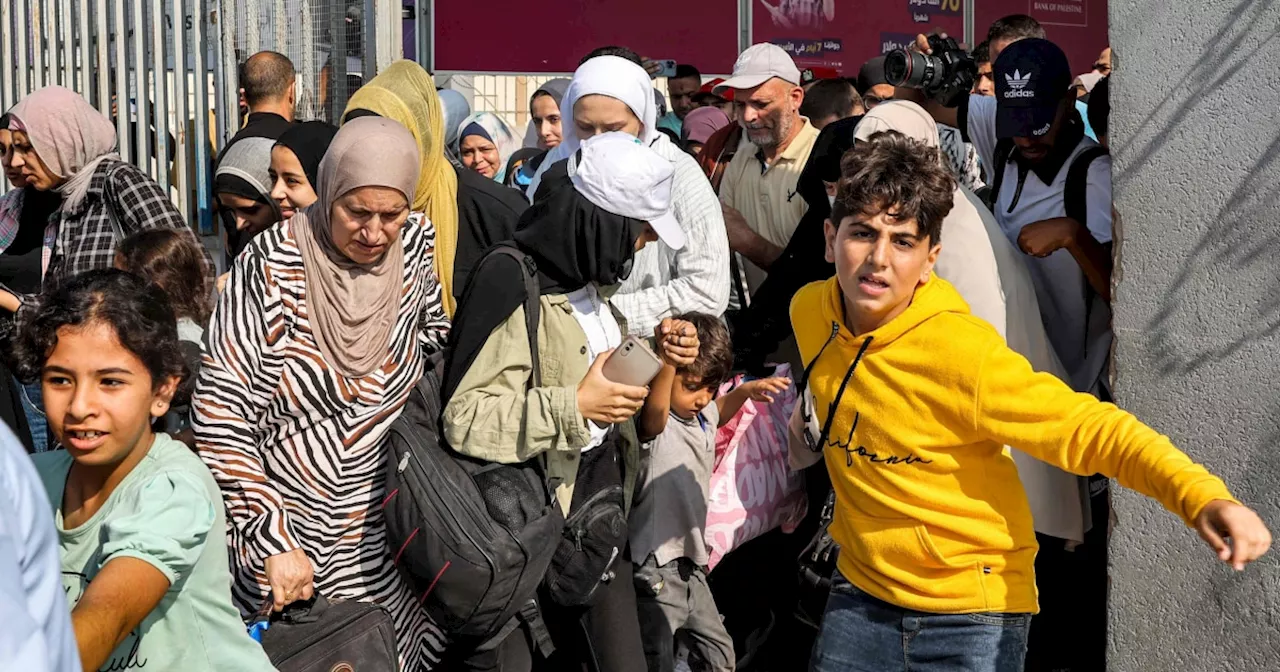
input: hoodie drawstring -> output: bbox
[799,321,841,393]
[814,336,874,451]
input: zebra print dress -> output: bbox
[193,214,450,670]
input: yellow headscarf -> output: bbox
[344,60,461,316]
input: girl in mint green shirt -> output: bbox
[13,269,274,672]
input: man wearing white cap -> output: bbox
[716,43,821,294]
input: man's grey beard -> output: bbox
[748,113,795,150]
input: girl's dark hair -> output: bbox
[832,131,955,244]
[677,312,734,390]
[115,229,214,324]
[0,112,10,129]
[12,269,189,390]
[580,46,643,66]
[1088,76,1110,139]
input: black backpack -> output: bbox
[382,245,563,654]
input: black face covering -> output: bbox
[513,159,645,295]
[442,158,644,401]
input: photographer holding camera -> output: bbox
[891,34,1114,672]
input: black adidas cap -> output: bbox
[994,38,1073,139]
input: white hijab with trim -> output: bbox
[526,56,659,202]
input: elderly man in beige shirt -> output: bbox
[717,43,821,295]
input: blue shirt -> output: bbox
[1075,100,1097,141]
[0,424,80,672]
[658,111,683,138]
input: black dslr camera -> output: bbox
[884,35,976,108]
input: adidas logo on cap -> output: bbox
[1003,69,1037,99]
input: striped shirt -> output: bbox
[613,134,731,334]
[193,214,450,669]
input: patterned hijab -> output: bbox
[292,117,420,378]
[344,60,461,316]
[456,112,521,182]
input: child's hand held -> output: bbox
[655,318,699,367]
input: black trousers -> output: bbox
[447,632,535,672]
[475,560,646,672]
[535,556,647,672]
[1025,483,1110,672]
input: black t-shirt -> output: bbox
[224,112,294,152]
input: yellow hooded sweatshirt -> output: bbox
[791,275,1237,615]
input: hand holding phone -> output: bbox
[642,58,679,80]
[602,335,665,387]
[578,347,651,426]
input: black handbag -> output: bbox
[258,595,399,672]
[544,433,628,607]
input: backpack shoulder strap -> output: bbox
[485,245,542,389]
[1064,146,1109,230]
[986,139,1016,212]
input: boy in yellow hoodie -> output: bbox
[794,131,1271,672]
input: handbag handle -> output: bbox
[252,593,331,626]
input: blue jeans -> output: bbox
[810,572,1030,672]
[17,378,48,453]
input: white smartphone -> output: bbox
[656,59,678,79]
[602,335,664,387]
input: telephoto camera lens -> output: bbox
[885,49,945,91]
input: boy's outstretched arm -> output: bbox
[973,344,1272,570]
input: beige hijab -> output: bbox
[7,85,119,213]
[292,116,421,378]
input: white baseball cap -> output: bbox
[569,132,685,251]
[715,43,802,94]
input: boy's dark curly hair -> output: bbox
[676,312,734,390]
[832,130,956,245]
[12,269,189,391]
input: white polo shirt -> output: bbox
[961,94,1114,395]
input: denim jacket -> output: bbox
[443,292,640,516]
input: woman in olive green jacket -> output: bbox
[440,135,692,671]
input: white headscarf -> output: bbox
[527,56,659,201]
[852,99,941,149]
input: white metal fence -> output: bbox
[0,0,387,241]
[1,0,220,232]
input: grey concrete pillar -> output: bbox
[1109,0,1280,669]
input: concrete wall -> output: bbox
[1109,0,1280,668]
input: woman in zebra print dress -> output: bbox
[193,117,450,670]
